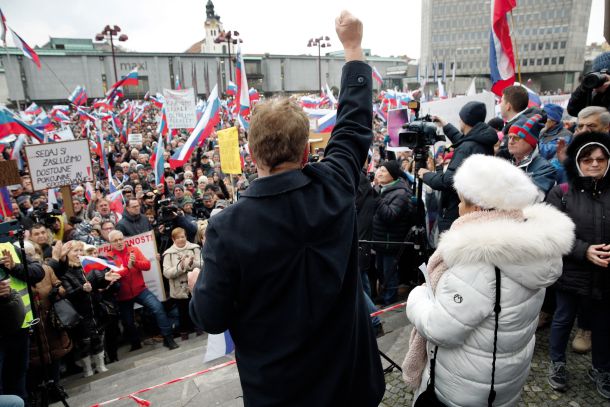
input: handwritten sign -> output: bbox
[25,139,93,191]
[163,88,196,129]
[217,127,242,174]
[97,231,166,301]
[128,133,143,147]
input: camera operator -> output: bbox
[417,102,497,232]
[568,52,610,117]
[0,242,45,403]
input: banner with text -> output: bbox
[25,139,93,191]
[217,127,242,174]
[97,231,167,302]
[163,88,197,129]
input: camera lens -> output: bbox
[582,72,606,90]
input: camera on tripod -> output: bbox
[157,198,178,230]
[397,101,444,150]
[30,207,62,229]
[582,69,609,90]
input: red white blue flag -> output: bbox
[79,256,121,274]
[0,9,7,46]
[107,69,138,98]
[10,28,40,68]
[0,109,44,143]
[153,132,165,186]
[372,66,383,86]
[69,86,88,106]
[489,0,516,96]
[235,46,251,118]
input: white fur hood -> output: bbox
[437,203,575,290]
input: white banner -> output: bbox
[128,133,143,146]
[163,88,196,129]
[45,127,74,142]
[97,231,167,302]
[420,92,497,129]
[25,139,93,191]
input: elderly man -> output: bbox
[116,198,151,237]
[189,11,384,406]
[107,230,178,350]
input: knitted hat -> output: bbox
[454,154,539,210]
[592,51,610,72]
[543,104,563,123]
[381,160,404,180]
[459,101,487,127]
[508,114,545,148]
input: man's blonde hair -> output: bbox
[249,98,310,169]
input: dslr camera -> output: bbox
[582,69,609,90]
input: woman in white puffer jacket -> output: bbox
[405,154,575,406]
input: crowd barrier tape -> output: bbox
[90,302,408,406]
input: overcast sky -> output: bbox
[2,0,605,58]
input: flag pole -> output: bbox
[510,11,522,84]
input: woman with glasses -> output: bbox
[546,132,610,400]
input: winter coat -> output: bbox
[189,61,385,407]
[513,149,557,196]
[497,107,544,159]
[116,212,152,237]
[52,260,109,319]
[372,178,414,254]
[546,132,610,300]
[109,246,151,301]
[422,122,497,232]
[567,83,610,117]
[162,242,201,299]
[539,124,573,184]
[407,205,574,406]
[29,264,72,366]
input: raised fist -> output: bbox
[335,10,363,60]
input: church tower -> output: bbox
[201,0,224,53]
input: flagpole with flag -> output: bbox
[489,0,517,96]
[510,11,522,84]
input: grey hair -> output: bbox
[108,230,124,242]
[578,106,610,126]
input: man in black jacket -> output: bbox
[418,101,497,232]
[190,11,384,406]
[116,198,151,237]
[567,52,610,118]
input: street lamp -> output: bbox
[307,36,331,95]
[95,25,128,83]
[214,30,242,82]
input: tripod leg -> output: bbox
[379,350,403,374]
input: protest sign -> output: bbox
[163,88,196,129]
[217,127,242,174]
[46,127,74,142]
[0,161,21,187]
[128,133,143,146]
[387,108,411,147]
[419,92,496,130]
[97,231,166,302]
[25,139,93,191]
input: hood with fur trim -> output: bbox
[437,203,574,290]
[565,132,610,183]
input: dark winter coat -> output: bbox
[513,150,557,196]
[422,121,497,232]
[51,260,109,319]
[567,83,610,118]
[116,212,151,237]
[190,61,385,407]
[546,132,610,300]
[372,178,414,254]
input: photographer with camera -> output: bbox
[417,102,497,232]
[568,52,610,118]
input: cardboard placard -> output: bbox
[128,133,143,147]
[97,231,166,302]
[217,127,242,174]
[163,88,196,129]
[0,160,21,187]
[25,139,93,191]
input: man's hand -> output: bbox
[128,252,136,268]
[104,271,121,282]
[335,10,363,62]
[418,168,430,179]
[594,74,610,94]
[556,138,567,163]
[431,115,447,128]
[586,244,609,267]
[0,250,15,270]
[83,282,92,293]
[0,280,10,297]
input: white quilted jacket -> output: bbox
[407,204,574,406]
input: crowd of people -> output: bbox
[1,9,610,407]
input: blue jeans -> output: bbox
[119,288,172,344]
[377,254,398,305]
[0,329,29,401]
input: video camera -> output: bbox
[30,208,62,229]
[582,69,609,90]
[192,199,208,220]
[157,198,178,230]
[397,101,444,150]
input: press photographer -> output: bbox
[417,101,497,232]
[568,51,610,117]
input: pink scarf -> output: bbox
[402,209,524,390]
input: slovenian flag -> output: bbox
[25,103,42,116]
[489,0,516,96]
[372,66,383,86]
[0,109,44,143]
[69,86,88,106]
[170,85,220,169]
[235,46,251,118]
[107,68,138,98]
[79,256,121,274]
[154,132,165,186]
[204,330,235,362]
[10,28,40,68]
[316,110,337,133]
[226,81,237,96]
[0,9,7,46]
[248,88,260,103]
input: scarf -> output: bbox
[402,209,525,390]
